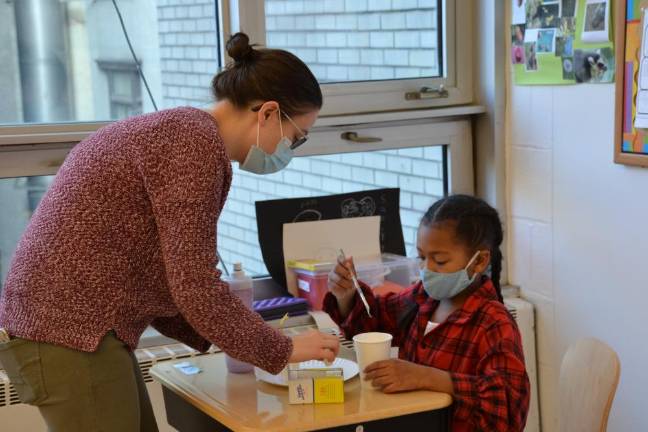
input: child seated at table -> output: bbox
[323,195,530,432]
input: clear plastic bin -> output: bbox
[288,253,419,310]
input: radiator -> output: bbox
[505,296,541,432]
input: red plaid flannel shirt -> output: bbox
[323,278,530,432]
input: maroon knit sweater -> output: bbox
[0,107,292,374]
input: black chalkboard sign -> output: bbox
[255,188,405,289]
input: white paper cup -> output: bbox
[353,332,393,388]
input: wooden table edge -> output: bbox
[150,362,454,432]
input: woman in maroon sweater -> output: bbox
[0,33,338,431]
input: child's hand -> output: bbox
[364,359,446,393]
[328,257,357,301]
[328,257,357,317]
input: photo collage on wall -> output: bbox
[511,0,615,85]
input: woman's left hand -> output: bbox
[363,359,432,393]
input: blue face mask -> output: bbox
[240,110,295,175]
[420,251,482,300]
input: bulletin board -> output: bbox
[614,0,648,166]
[512,0,615,85]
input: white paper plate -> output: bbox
[255,358,359,387]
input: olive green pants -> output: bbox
[0,331,158,432]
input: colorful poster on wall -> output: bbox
[616,0,648,161]
[513,0,615,85]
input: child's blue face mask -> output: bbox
[420,251,483,300]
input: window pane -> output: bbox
[217,146,446,276]
[112,72,136,99]
[264,0,442,83]
[0,175,55,294]
[0,150,446,290]
[0,0,220,125]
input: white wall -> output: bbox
[157,0,219,108]
[507,82,648,430]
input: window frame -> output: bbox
[0,0,484,310]
[0,0,478,191]
[0,114,475,291]
[0,114,475,201]
[0,0,476,144]
[228,0,474,115]
[293,117,474,196]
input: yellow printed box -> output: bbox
[288,368,344,405]
[314,376,344,404]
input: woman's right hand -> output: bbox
[289,330,340,363]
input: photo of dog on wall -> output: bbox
[574,48,615,83]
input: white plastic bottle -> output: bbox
[224,262,255,373]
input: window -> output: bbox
[0,0,220,126]
[218,146,446,276]
[0,0,474,140]
[0,1,476,284]
[0,118,472,291]
[98,61,143,120]
[228,0,474,115]
[217,117,473,276]
[0,175,55,294]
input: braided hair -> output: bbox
[421,195,504,302]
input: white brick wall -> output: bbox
[157,0,218,107]
[219,148,445,276]
[266,0,440,82]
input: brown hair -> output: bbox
[212,33,322,117]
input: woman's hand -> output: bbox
[328,257,357,317]
[363,359,454,394]
[288,330,340,363]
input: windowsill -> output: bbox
[0,105,486,148]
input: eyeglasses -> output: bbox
[251,105,309,150]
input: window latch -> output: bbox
[340,132,383,143]
[405,84,449,100]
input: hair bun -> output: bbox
[227,32,255,63]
